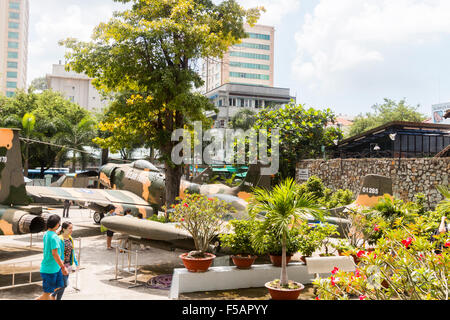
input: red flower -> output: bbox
[357,250,366,258]
[444,241,450,248]
[374,225,380,232]
[315,297,320,300]
[183,203,189,208]
[180,218,185,222]
[331,267,339,275]
[330,276,337,287]
[355,269,361,278]
[359,295,367,300]
[401,237,413,249]
[208,198,214,201]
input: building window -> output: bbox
[7,72,17,79]
[69,96,75,102]
[6,82,17,89]
[229,72,270,81]
[234,42,270,50]
[229,51,270,60]
[6,91,15,98]
[247,33,271,40]
[7,61,18,68]
[8,52,18,59]
[8,32,19,39]
[8,22,19,29]
[229,61,270,70]
[8,41,19,49]
[9,12,20,19]
[9,2,20,10]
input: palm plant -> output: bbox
[436,185,450,215]
[22,113,36,177]
[250,178,324,287]
[54,117,97,172]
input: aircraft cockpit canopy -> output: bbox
[132,160,160,172]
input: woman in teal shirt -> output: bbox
[36,215,68,300]
[52,221,79,300]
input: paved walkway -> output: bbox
[0,208,184,300]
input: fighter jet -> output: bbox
[0,129,46,235]
[24,135,271,224]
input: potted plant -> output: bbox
[264,229,301,267]
[332,240,356,256]
[250,178,324,300]
[297,222,322,264]
[219,219,260,269]
[315,223,339,257]
[170,193,232,272]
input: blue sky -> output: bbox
[28,0,450,118]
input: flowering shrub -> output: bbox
[169,194,234,256]
[314,216,450,300]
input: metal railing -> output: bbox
[0,258,43,290]
[112,239,142,289]
[0,238,82,292]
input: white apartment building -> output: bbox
[47,63,109,114]
[201,24,275,93]
[0,0,29,97]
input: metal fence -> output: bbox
[112,239,142,289]
[0,238,82,292]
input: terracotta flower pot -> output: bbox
[269,254,292,267]
[300,256,310,264]
[265,281,305,300]
[351,254,360,264]
[231,255,258,269]
[179,252,216,272]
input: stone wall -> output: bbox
[296,158,450,208]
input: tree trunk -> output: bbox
[164,163,183,220]
[281,232,288,286]
[24,143,29,177]
[71,152,77,173]
[101,148,109,166]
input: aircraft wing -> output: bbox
[26,186,151,207]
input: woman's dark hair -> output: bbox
[47,215,61,230]
[59,221,73,235]
[125,209,132,214]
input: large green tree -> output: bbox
[349,98,427,137]
[253,102,342,181]
[61,0,262,208]
[0,90,93,177]
[231,108,256,131]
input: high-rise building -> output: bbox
[0,0,29,97]
[47,63,110,113]
[201,24,274,93]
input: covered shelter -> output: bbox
[332,121,450,159]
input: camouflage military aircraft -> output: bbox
[0,129,46,235]
[0,127,270,235]
[26,140,271,223]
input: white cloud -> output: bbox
[293,0,450,91]
[239,0,301,26]
[28,0,125,83]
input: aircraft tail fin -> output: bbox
[236,162,272,193]
[0,128,30,206]
[352,174,393,208]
